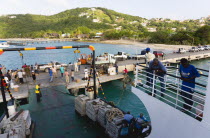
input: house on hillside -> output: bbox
[94,33,104,38]
[93,19,101,23]
[147,27,157,32]
[141,23,147,27]
[61,33,70,38]
[115,26,122,30]
[76,34,89,39]
[171,28,177,31]
[44,33,60,38]
[8,16,16,19]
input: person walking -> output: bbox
[145,48,155,67]
[148,58,167,97]
[49,68,53,82]
[123,68,128,75]
[70,70,75,82]
[84,67,88,81]
[74,62,78,72]
[179,58,200,111]
[115,64,118,74]
[64,70,70,84]
[31,71,36,84]
[35,84,42,102]
[60,66,64,77]
[78,59,81,71]
[52,66,57,78]
[17,70,24,84]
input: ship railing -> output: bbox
[135,65,207,120]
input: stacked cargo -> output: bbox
[97,105,113,128]
[86,98,105,121]
[106,116,124,138]
[75,94,90,116]
[0,110,31,138]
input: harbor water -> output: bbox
[1,41,210,137]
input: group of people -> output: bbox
[145,47,200,112]
[0,63,39,86]
[120,112,151,137]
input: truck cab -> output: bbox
[114,52,128,61]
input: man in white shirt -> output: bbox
[17,70,24,84]
[84,67,88,81]
[145,48,155,67]
[74,62,78,72]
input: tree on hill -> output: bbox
[195,25,210,45]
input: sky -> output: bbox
[0,0,210,20]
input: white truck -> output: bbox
[114,52,128,61]
[38,62,68,72]
[176,48,187,54]
[89,53,116,69]
[129,54,145,60]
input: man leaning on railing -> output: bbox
[148,58,167,97]
[179,58,200,112]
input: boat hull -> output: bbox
[132,86,210,138]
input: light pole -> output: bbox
[187,34,194,46]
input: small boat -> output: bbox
[0,41,9,47]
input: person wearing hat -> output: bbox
[31,71,36,83]
[145,48,155,88]
[145,48,155,67]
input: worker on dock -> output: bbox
[179,58,200,111]
[74,62,78,72]
[84,67,88,81]
[35,84,42,102]
[49,68,53,82]
[70,70,75,82]
[31,71,36,84]
[17,69,24,84]
[77,59,81,71]
[123,68,128,75]
[64,69,70,84]
[52,66,57,78]
[60,66,64,77]
[148,58,167,97]
[145,48,155,67]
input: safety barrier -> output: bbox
[134,64,207,120]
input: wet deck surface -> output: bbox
[19,85,108,138]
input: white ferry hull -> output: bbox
[132,87,210,138]
[0,45,9,47]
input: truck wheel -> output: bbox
[44,68,49,73]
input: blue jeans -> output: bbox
[147,70,165,94]
[181,89,193,110]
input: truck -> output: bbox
[38,62,68,72]
[88,53,116,69]
[176,48,187,54]
[129,54,145,60]
[114,52,128,61]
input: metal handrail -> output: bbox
[135,66,206,120]
[137,64,207,87]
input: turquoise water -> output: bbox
[0,41,171,69]
[1,42,210,137]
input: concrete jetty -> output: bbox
[1,49,210,103]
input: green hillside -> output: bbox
[0,7,210,45]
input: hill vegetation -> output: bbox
[0,7,210,45]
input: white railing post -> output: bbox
[134,66,138,87]
[152,71,155,96]
[175,79,180,109]
[175,64,179,85]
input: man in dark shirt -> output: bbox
[148,58,167,97]
[179,58,200,111]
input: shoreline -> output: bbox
[0,38,193,51]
